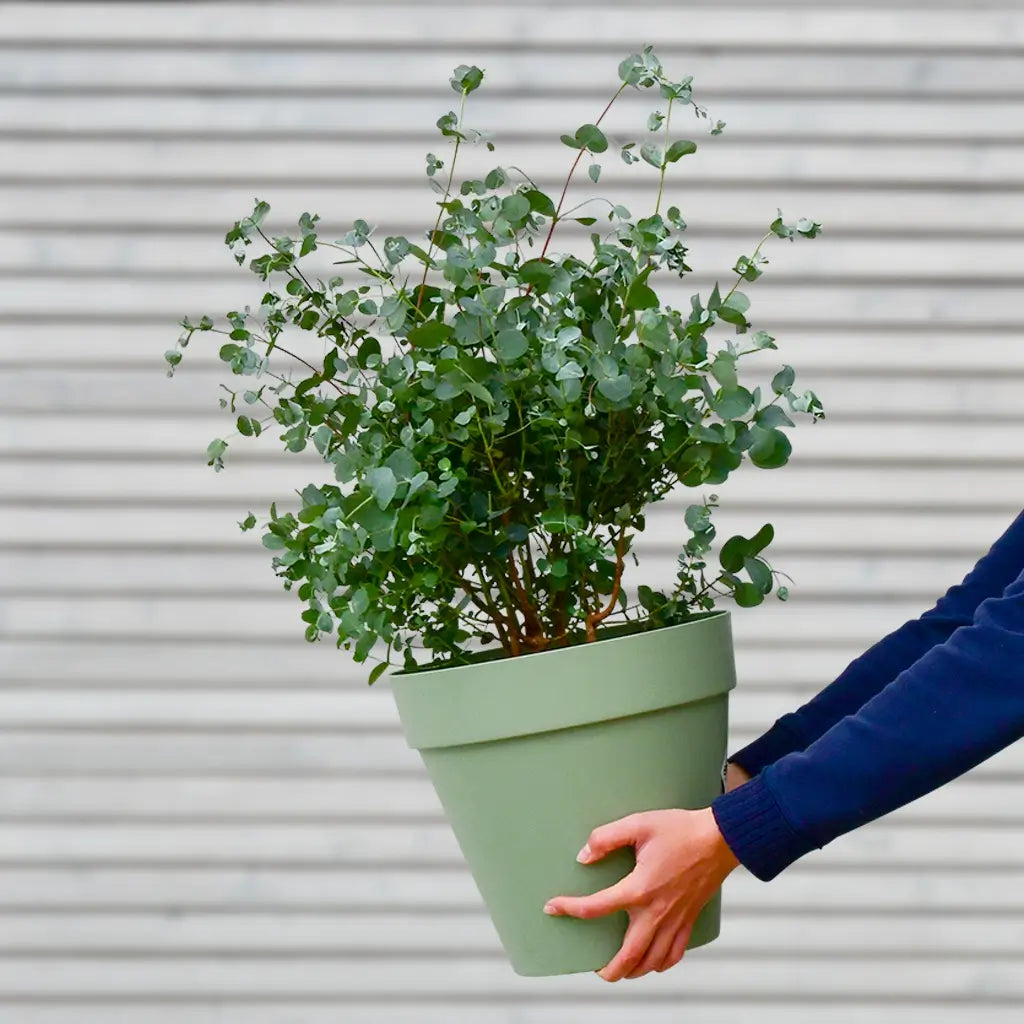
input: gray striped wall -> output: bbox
[2,1,1023,1020]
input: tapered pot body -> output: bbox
[388,610,736,976]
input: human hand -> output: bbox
[542,807,740,981]
[725,761,751,793]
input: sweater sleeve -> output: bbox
[729,509,1024,778]
[712,564,1024,881]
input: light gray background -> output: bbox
[1,1,1023,1020]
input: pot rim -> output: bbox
[388,609,735,751]
[390,608,729,681]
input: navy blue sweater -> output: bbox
[711,509,1024,881]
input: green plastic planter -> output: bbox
[388,609,737,976]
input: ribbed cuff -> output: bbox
[712,772,809,881]
[728,719,806,778]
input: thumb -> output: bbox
[578,813,646,864]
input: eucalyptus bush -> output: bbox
[167,48,824,680]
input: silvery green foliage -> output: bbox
[167,47,824,680]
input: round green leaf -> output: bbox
[524,190,557,216]
[576,123,608,153]
[665,139,698,162]
[755,405,796,429]
[772,365,796,394]
[744,556,773,594]
[749,428,792,469]
[236,415,259,437]
[366,466,398,510]
[597,374,632,403]
[719,535,748,573]
[518,259,554,289]
[407,321,453,350]
[450,64,484,94]
[722,291,750,315]
[747,522,775,556]
[618,54,648,85]
[713,386,753,421]
[626,280,658,311]
[733,582,763,607]
[494,329,529,361]
[501,194,531,224]
[684,504,711,532]
[710,352,738,388]
[561,123,608,153]
[640,143,663,168]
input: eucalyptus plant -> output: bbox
[167,47,824,680]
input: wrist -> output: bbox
[697,806,740,876]
[725,760,752,793]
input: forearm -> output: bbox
[730,612,976,774]
[714,568,1024,880]
[730,509,1024,777]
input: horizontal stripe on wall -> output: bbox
[2,5,1023,50]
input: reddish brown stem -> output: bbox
[522,535,537,593]
[586,526,628,642]
[546,535,571,646]
[551,601,570,648]
[524,82,628,298]
[458,578,506,647]
[507,547,547,650]
[484,559,525,655]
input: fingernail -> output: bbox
[543,902,557,915]
[576,844,592,863]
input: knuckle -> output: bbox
[648,893,674,917]
[621,956,643,977]
[622,942,647,972]
[619,878,646,901]
[624,885,653,909]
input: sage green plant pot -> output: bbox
[388,610,737,977]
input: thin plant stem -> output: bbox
[654,96,675,217]
[415,89,469,312]
[532,81,629,273]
